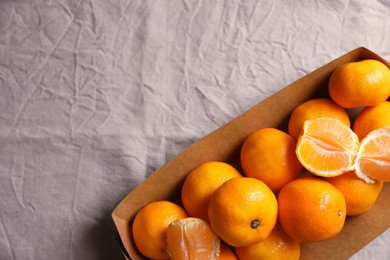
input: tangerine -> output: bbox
[132,201,188,259]
[326,171,384,216]
[218,244,238,260]
[234,223,300,260]
[355,127,390,183]
[353,101,390,141]
[288,98,350,140]
[241,128,302,193]
[181,161,242,222]
[208,177,278,247]
[328,59,390,108]
[278,177,346,242]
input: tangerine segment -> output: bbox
[355,127,390,183]
[166,217,220,260]
[296,118,359,177]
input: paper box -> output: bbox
[112,47,390,260]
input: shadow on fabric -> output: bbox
[81,212,126,260]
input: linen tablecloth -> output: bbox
[1,1,389,259]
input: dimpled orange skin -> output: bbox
[326,171,384,216]
[240,128,302,193]
[328,59,390,108]
[218,244,238,260]
[208,177,278,247]
[288,98,351,141]
[132,201,188,260]
[181,161,242,222]
[278,177,346,242]
[234,224,300,260]
[353,101,390,141]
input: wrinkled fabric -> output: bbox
[0,0,389,259]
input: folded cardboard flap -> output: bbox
[112,47,390,260]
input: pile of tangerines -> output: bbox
[132,59,390,260]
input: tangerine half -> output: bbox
[355,127,390,183]
[295,117,359,177]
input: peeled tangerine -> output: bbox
[295,117,359,177]
[166,217,221,260]
[296,117,390,184]
[355,127,390,184]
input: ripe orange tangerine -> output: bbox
[353,101,390,141]
[326,171,384,216]
[355,127,390,183]
[208,177,278,247]
[295,117,359,177]
[132,201,188,260]
[234,223,300,260]
[288,98,350,140]
[166,217,220,260]
[181,161,242,222]
[218,244,238,260]
[240,128,302,193]
[278,176,346,242]
[328,59,390,108]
